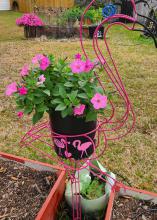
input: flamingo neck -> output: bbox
[73,140,81,148]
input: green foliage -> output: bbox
[84,7,103,24]
[58,7,82,26]
[81,178,106,200]
[58,6,103,26]
[13,54,110,124]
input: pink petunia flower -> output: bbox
[18,86,28,95]
[20,64,29,77]
[70,60,85,74]
[91,93,107,110]
[5,82,17,96]
[37,74,46,85]
[74,104,86,116]
[40,56,51,71]
[32,54,44,64]
[84,59,94,72]
[75,53,82,60]
[17,111,24,118]
[16,14,44,27]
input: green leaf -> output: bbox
[64,98,70,106]
[43,89,50,96]
[36,103,49,112]
[51,98,63,105]
[55,103,66,111]
[27,94,34,101]
[34,98,44,104]
[34,92,43,97]
[61,108,69,118]
[78,81,87,87]
[95,86,104,94]
[86,111,97,122]
[52,88,59,97]
[59,86,66,98]
[32,112,44,124]
[78,93,88,99]
[68,90,78,102]
[24,106,33,114]
[64,82,73,87]
[38,84,45,88]
[48,54,55,63]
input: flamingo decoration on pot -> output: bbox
[54,138,66,155]
[72,140,93,158]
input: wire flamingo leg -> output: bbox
[68,165,82,220]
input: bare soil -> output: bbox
[0,159,57,220]
[112,195,157,220]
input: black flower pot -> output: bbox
[88,25,104,39]
[24,26,37,38]
[49,110,97,160]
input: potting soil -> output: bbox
[0,159,57,220]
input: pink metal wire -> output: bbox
[20,1,140,219]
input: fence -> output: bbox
[10,0,74,13]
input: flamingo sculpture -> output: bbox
[73,140,93,158]
[20,1,156,219]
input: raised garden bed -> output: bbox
[24,25,103,39]
[0,152,65,220]
[24,26,80,39]
[105,183,157,220]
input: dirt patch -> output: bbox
[112,195,157,220]
[0,159,57,220]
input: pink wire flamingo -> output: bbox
[20,1,151,219]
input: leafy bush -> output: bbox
[58,7,82,26]
[84,7,103,24]
[81,178,106,200]
[5,53,109,124]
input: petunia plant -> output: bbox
[16,13,44,27]
[5,54,109,124]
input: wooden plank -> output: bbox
[11,0,74,12]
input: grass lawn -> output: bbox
[0,11,157,192]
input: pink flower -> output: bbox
[40,56,51,71]
[84,59,94,72]
[91,93,107,110]
[37,74,46,85]
[16,14,44,27]
[32,54,50,70]
[74,104,86,116]
[32,54,44,64]
[70,60,85,74]
[5,82,17,96]
[17,111,24,118]
[75,53,82,60]
[20,64,29,76]
[18,86,28,95]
